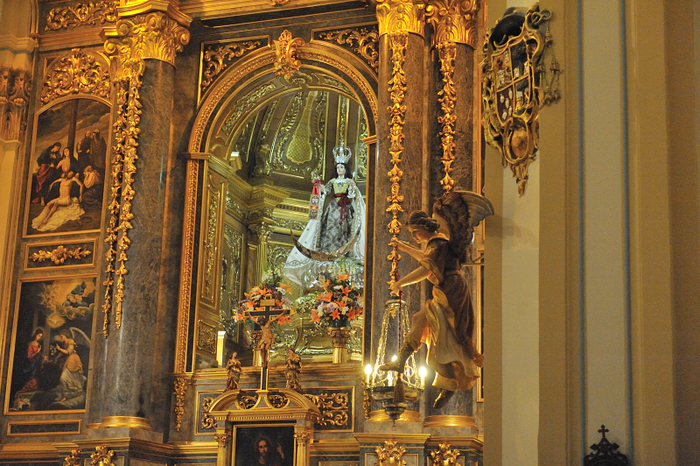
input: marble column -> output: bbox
[423,0,480,424]
[369,0,427,416]
[88,6,191,436]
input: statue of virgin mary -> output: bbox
[283,143,366,286]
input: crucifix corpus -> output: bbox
[244,294,290,390]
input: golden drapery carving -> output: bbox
[101,10,190,337]
[375,441,406,466]
[274,30,306,79]
[424,0,479,47]
[375,0,425,36]
[173,377,187,432]
[429,443,460,466]
[40,49,110,105]
[45,1,118,31]
[386,31,408,289]
[436,41,457,193]
[30,246,92,265]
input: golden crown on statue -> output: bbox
[333,142,352,165]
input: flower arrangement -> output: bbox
[236,273,293,325]
[312,274,363,324]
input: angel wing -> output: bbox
[68,327,91,349]
[456,191,495,229]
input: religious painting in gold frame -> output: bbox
[233,424,296,466]
[4,275,96,414]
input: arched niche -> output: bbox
[176,41,378,373]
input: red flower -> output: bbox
[330,309,341,320]
[311,310,320,323]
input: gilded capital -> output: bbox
[103,10,190,69]
[425,0,479,47]
[375,0,425,36]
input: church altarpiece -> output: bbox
[0,1,495,465]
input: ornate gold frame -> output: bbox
[175,40,378,376]
[23,238,97,272]
[3,273,97,416]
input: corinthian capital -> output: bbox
[425,0,479,47]
[102,5,191,71]
[374,0,425,36]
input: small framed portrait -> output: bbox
[233,424,295,466]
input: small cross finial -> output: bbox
[598,425,609,437]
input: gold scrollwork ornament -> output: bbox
[424,0,479,47]
[40,49,110,104]
[45,1,118,31]
[316,26,379,72]
[63,449,82,466]
[173,377,187,432]
[481,3,555,195]
[30,246,92,265]
[274,30,305,79]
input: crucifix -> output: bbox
[244,294,290,390]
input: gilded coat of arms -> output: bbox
[482,4,556,195]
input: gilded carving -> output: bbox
[63,449,82,466]
[90,446,115,466]
[30,246,92,265]
[429,443,460,466]
[436,41,457,193]
[424,0,479,47]
[271,0,291,5]
[173,377,187,432]
[386,31,408,289]
[201,40,266,94]
[0,67,31,141]
[197,320,218,355]
[175,160,199,371]
[375,441,406,466]
[274,30,305,79]
[316,26,379,72]
[305,392,350,427]
[214,430,231,448]
[40,49,110,104]
[237,393,260,409]
[375,0,425,36]
[269,393,290,408]
[482,4,555,195]
[45,1,118,31]
[201,396,217,430]
[203,179,220,299]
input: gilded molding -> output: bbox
[386,31,408,289]
[62,449,82,466]
[305,392,350,427]
[40,49,110,105]
[271,0,291,4]
[436,41,456,193]
[103,11,190,67]
[201,39,266,94]
[45,1,118,31]
[316,26,379,73]
[30,246,92,265]
[175,159,199,371]
[0,67,31,141]
[429,443,460,466]
[90,446,115,466]
[424,0,479,47]
[173,377,187,432]
[375,0,425,36]
[274,30,306,79]
[376,441,406,466]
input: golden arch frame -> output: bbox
[175,40,379,374]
